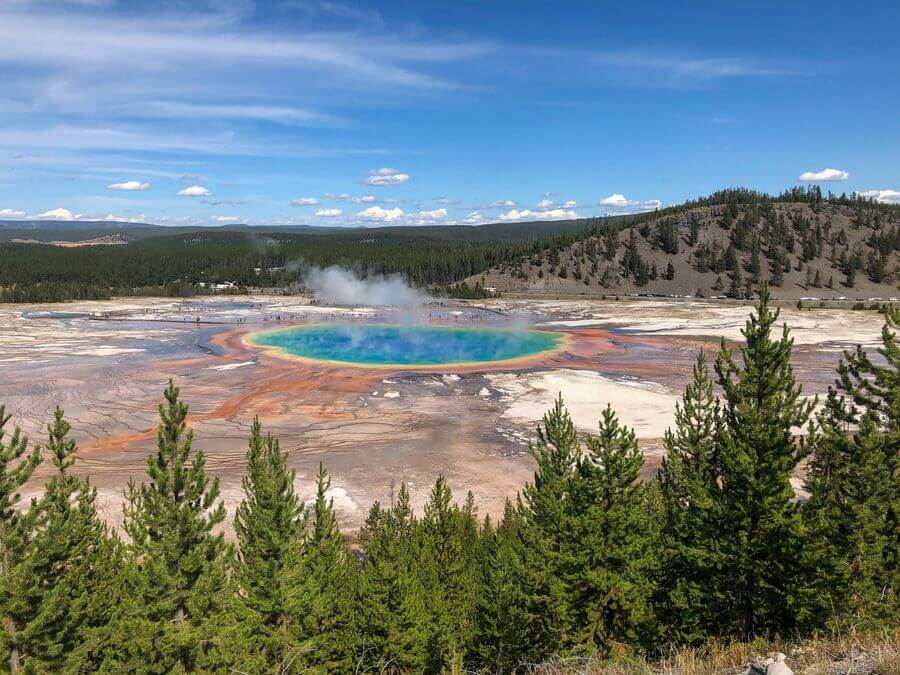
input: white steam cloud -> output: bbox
[303,265,430,307]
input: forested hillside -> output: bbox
[0,291,896,672]
[474,188,900,300]
[0,221,596,302]
[4,187,900,303]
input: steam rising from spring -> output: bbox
[302,265,431,307]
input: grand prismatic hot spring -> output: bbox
[249,323,565,367]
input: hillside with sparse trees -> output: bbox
[471,187,900,301]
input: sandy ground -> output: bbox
[487,369,679,438]
[497,297,886,347]
[0,295,887,534]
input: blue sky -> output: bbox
[0,0,897,227]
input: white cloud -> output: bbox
[462,210,484,224]
[363,167,410,186]
[499,208,577,222]
[127,101,335,126]
[328,193,377,203]
[315,208,342,217]
[37,207,78,220]
[214,216,239,223]
[857,189,900,205]
[415,208,447,223]
[798,168,849,181]
[107,180,150,191]
[536,197,577,211]
[599,193,632,207]
[597,194,661,212]
[201,198,244,206]
[355,205,404,222]
[488,199,516,208]
[177,184,211,197]
[0,208,26,217]
[290,197,319,206]
[102,213,145,222]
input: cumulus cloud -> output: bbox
[363,167,410,186]
[462,210,484,224]
[355,205,405,222]
[414,207,447,223]
[315,208,342,217]
[290,197,319,206]
[499,208,577,222]
[177,184,211,197]
[857,189,900,205]
[798,168,849,181]
[597,194,661,211]
[37,207,78,220]
[107,180,150,191]
[488,199,516,208]
[214,215,239,223]
[536,197,577,211]
[598,193,632,206]
[0,208,26,217]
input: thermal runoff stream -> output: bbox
[249,324,564,367]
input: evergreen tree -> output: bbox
[713,286,815,638]
[728,261,744,299]
[357,484,430,672]
[0,407,40,674]
[17,409,122,673]
[97,380,235,672]
[285,463,357,672]
[569,405,655,655]
[748,237,762,282]
[656,353,722,643]
[474,500,530,671]
[418,476,481,671]
[512,396,580,661]
[234,417,307,668]
[801,307,899,629]
[665,260,676,281]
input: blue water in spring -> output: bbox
[251,323,562,366]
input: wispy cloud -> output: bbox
[326,193,377,203]
[291,197,320,206]
[201,198,245,206]
[119,101,339,126]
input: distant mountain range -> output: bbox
[0,217,599,243]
